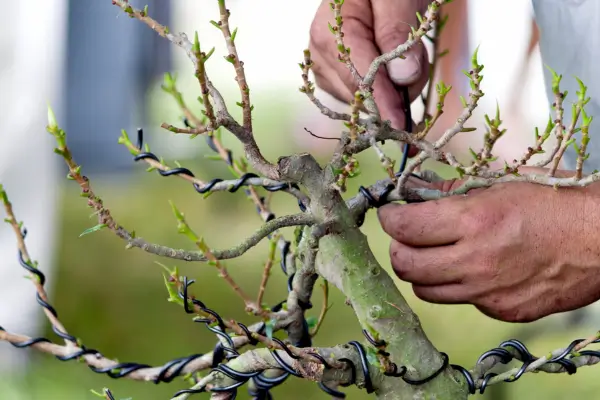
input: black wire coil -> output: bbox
[449,338,600,394]
[132,126,306,220]
[105,389,116,400]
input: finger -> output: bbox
[309,4,408,130]
[311,49,354,104]
[412,283,475,305]
[372,0,429,160]
[389,240,467,285]
[377,199,467,246]
[372,0,430,96]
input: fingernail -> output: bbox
[387,54,421,85]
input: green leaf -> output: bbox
[468,147,478,159]
[79,224,108,238]
[0,184,8,204]
[575,76,588,101]
[169,200,185,221]
[416,11,424,24]
[163,273,183,305]
[471,45,480,69]
[47,104,58,131]
[193,31,200,53]
[328,22,335,34]
[203,47,215,62]
[545,64,562,93]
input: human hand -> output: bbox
[377,173,600,322]
[308,0,430,131]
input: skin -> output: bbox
[309,0,430,131]
[376,171,600,323]
[309,1,598,322]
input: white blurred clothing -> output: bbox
[533,0,600,174]
[0,0,66,373]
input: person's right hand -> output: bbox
[309,0,431,131]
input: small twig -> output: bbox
[397,48,484,190]
[161,123,207,135]
[300,50,351,121]
[161,72,207,131]
[303,127,340,141]
[575,108,592,180]
[422,12,449,117]
[416,81,451,140]
[370,137,396,184]
[191,32,217,128]
[256,235,279,307]
[0,186,74,348]
[533,83,565,168]
[208,213,315,261]
[214,0,253,131]
[169,202,259,313]
[310,280,330,337]
[330,2,362,83]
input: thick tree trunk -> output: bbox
[280,153,468,398]
[318,228,468,399]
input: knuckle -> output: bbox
[375,25,406,49]
[309,21,328,51]
[379,205,407,240]
[309,5,336,51]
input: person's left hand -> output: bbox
[377,176,600,322]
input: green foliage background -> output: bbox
[1,78,598,400]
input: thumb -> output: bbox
[371,0,429,87]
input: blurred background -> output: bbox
[1,0,598,399]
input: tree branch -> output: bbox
[172,346,362,400]
[119,129,308,207]
[112,0,280,180]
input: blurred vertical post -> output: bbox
[64,0,172,178]
[0,0,67,375]
[0,0,172,380]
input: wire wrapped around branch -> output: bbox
[130,128,309,217]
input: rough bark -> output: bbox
[279,153,468,399]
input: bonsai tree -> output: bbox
[1,1,599,399]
